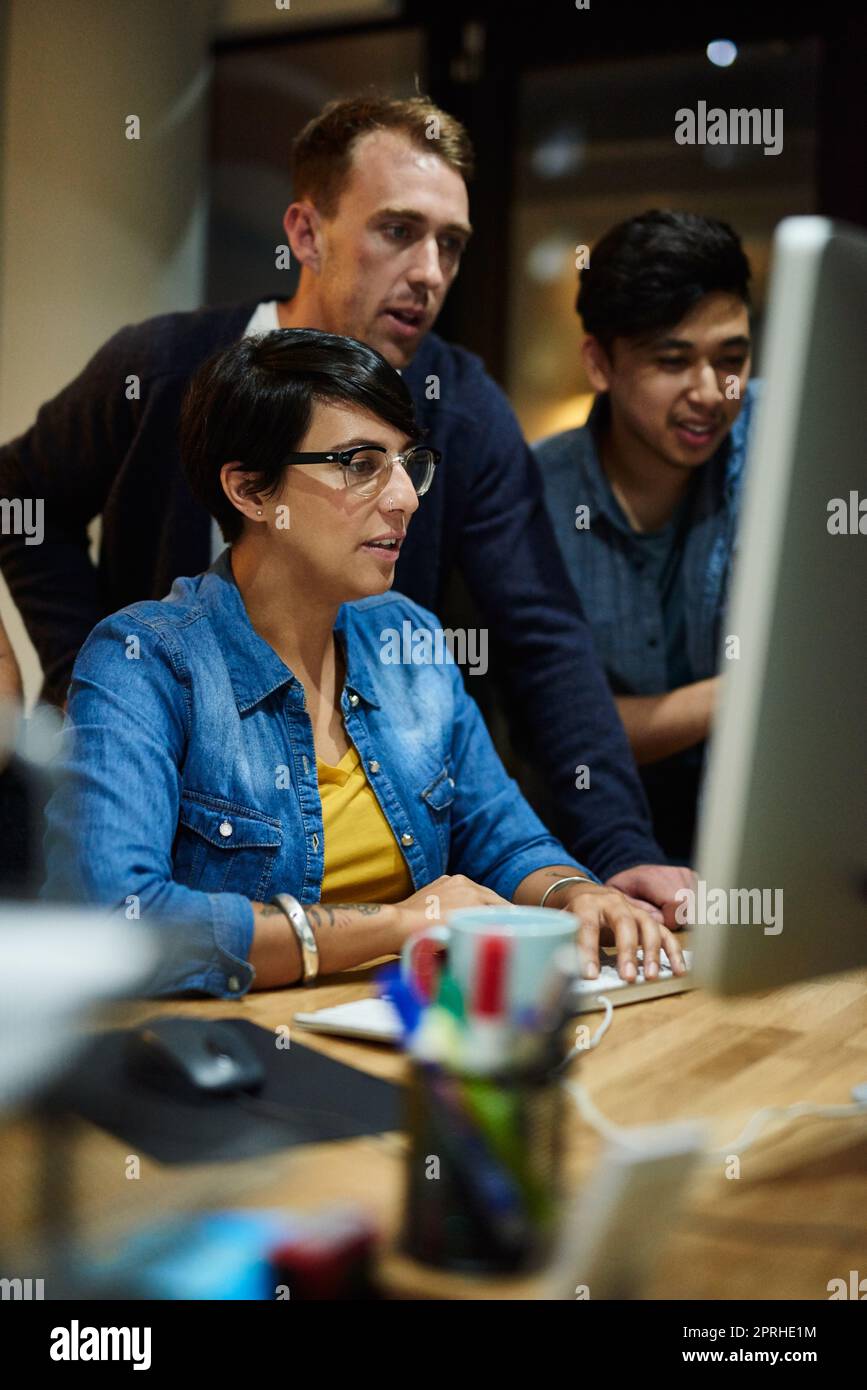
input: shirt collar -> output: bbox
[582,391,738,535]
[579,395,631,533]
[198,549,380,714]
[334,609,382,709]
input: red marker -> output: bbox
[462,934,513,1074]
[412,936,446,1004]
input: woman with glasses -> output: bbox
[43,329,685,996]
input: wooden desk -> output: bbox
[3,965,867,1299]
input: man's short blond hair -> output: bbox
[291,93,475,217]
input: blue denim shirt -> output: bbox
[42,549,589,998]
[534,381,760,693]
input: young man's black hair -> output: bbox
[577,209,751,352]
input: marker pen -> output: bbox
[461,934,513,1075]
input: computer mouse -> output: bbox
[126,1018,266,1096]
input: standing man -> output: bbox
[0,95,690,909]
[535,210,756,859]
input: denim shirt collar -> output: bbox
[581,395,631,534]
[198,548,381,714]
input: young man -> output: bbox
[0,95,690,912]
[535,210,756,860]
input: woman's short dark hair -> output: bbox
[577,210,751,353]
[180,328,420,543]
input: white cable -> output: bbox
[586,997,614,1050]
[563,1078,627,1144]
[555,982,867,1159]
[557,995,614,1071]
[704,1099,867,1161]
[564,1077,867,1158]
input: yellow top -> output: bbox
[317,743,413,904]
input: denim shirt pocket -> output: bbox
[173,791,282,901]
[420,764,456,859]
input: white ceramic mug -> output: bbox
[400,905,579,1013]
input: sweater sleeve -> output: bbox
[446,368,665,878]
[0,327,141,706]
[444,656,599,897]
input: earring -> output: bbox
[256,508,263,516]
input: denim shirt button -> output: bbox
[227,975,240,993]
[348,693,360,707]
[219,820,233,838]
[312,832,320,851]
[302,754,310,774]
[368,759,381,774]
[401,832,414,846]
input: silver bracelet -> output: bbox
[270,893,319,984]
[540,874,596,909]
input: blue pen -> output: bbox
[375,964,422,1040]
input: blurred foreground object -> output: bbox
[0,699,63,896]
[0,904,157,1112]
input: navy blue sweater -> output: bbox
[0,297,663,878]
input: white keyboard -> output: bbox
[572,947,693,1013]
[294,948,694,1042]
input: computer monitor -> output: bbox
[694,216,867,994]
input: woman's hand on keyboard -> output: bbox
[550,881,688,982]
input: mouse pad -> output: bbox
[44,1019,401,1165]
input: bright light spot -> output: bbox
[706,39,737,67]
[531,129,586,179]
[526,236,574,284]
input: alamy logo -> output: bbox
[827,1270,867,1299]
[50,1320,152,1370]
[827,491,866,534]
[675,102,783,156]
[0,497,44,545]
[0,1276,44,1299]
[675,881,783,935]
[379,621,488,676]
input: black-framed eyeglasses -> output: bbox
[281,444,440,498]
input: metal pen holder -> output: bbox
[401,1055,565,1274]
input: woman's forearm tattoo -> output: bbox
[305,903,382,931]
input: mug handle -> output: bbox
[400,924,451,1002]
